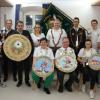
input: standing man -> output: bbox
[46,19,67,55]
[16,21,34,87]
[87,19,100,86]
[1,19,17,82]
[69,17,86,83]
[69,17,86,56]
[87,19,100,49]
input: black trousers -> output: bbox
[2,57,10,80]
[82,66,97,89]
[11,61,17,79]
[57,69,75,87]
[3,56,18,80]
[17,58,32,83]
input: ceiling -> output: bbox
[93,0,100,6]
[0,0,100,7]
[0,0,13,7]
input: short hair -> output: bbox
[54,19,61,23]
[40,38,48,43]
[16,20,24,26]
[5,19,12,24]
[91,19,98,24]
[73,17,80,22]
[62,37,69,42]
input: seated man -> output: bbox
[55,37,77,93]
[32,38,54,94]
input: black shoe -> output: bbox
[37,82,41,88]
[13,77,17,82]
[16,82,22,87]
[26,82,31,87]
[3,78,8,82]
[44,87,51,94]
[58,85,63,93]
[75,78,79,83]
[65,85,72,92]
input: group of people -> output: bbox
[0,17,100,99]
[0,20,34,87]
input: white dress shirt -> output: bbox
[33,46,54,59]
[78,48,97,58]
[88,28,100,49]
[30,33,45,46]
[46,28,67,47]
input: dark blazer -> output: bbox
[1,29,17,58]
[69,27,86,55]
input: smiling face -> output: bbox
[40,40,48,49]
[53,20,61,29]
[16,22,24,32]
[34,24,41,34]
[85,41,92,49]
[73,18,79,28]
[62,38,69,49]
[5,20,12,30]
[91,20,98,30]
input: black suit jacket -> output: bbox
[69,27,86,55]
[2,29,17,58]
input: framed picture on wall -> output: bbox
[35,15,42,24]
[26,15,33,33]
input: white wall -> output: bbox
[21,6,42,29]
[53,1,100,29]
[0,6,15,29]
[0,0,100,30]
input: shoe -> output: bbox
[44,87,51,94]
[37,82,41,88]
[13,77,17,82]
[16,82,22,87]
[75,78,79,84]
[81,84,85,93]
[26,82,31,87]
[90,90,94,99]
[64,84,73,92]
[58,85,63,93]
[3,78,8,82]
[0,82,7,88]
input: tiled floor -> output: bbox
[0,77,100,100]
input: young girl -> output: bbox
[30,24,45,47]
[77,39,97,99]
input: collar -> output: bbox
[73,27,79,31]
[39,46,48,50]
[61,47,69,51]
[17,30,23,34]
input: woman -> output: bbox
[32,38,54,94]
[31,24,45,47]
[77,39,97,99]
